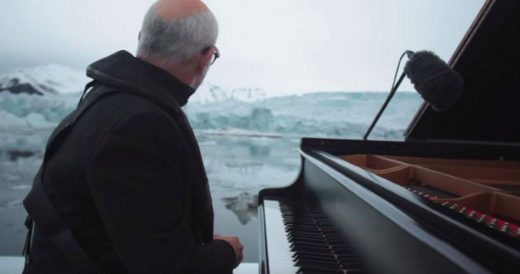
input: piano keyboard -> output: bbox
[263,199,368,274]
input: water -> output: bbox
[0,155,41,256]
[0,134,301,262]
[200,135,300,262]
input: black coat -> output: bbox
[22,51,236,274]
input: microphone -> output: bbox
[363,50,463,140]
[404,50,464,111]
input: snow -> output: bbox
[0,64,88,95]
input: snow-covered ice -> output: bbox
[0,64,88,95]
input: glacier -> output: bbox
[0,64,424,149]
[0,90,423,154]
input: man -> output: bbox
[22,0,243,273]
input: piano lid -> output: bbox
[405,0,520,143]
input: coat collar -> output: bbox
[86,51,195,111]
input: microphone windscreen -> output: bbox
[404,50,464,111]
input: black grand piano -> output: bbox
[257,1,520,273]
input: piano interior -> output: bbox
[342,154,520,237]
[258,1,520,273]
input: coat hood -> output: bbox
[86,51,196,111]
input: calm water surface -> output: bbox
[0,134,301,262]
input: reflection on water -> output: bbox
[200,134,300,262]
[249,144,271,157]
[0,150,38,162]
[0,134,301,263]
[221,192,258,225]
[0,154,42,256]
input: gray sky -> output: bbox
[0,0,485,95]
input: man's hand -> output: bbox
[214,234,244,267]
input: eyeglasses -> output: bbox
[210,46,220,65]
[202,46,220,65]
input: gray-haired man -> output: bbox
[22,0,243,273]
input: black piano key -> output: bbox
[295,259,343,267]
[295,251,360,263]
[293,252,347,260]
[294,256,338,264]
[297,271,347,274]
[278,200,369,274]
[290,240,335,248]
[294,257,342,267]
[297,264,344,273]
[289,236,345,244]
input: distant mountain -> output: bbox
[0,64,266,101]
[0,64,87,95]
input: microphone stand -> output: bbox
[362,72,406,140]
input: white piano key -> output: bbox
[263,200,299,274]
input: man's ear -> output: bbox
[138,31,142,42]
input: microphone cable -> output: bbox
[363,50,413,140]
[390,50,414,95]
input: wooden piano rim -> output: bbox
[340,154,520,222]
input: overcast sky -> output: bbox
[0,0,485,95]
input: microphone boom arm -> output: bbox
[363,72,406,140]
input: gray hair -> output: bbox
[137,4,218,64]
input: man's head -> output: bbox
[137,0,218,89]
